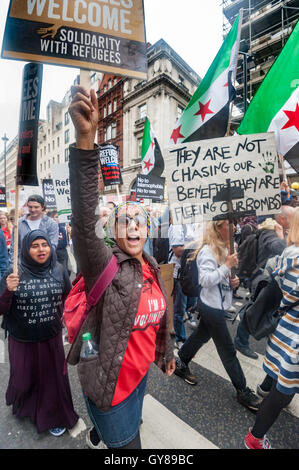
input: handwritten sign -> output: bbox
[2,0,147,79]
[165,133,281,224]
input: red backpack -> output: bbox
[63,255,119,345]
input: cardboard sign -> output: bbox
[16,62,43,186]
[99,144,122,186]
[136,173,165,201]
[165,133,282,224]
[2,0,147,79]
[51,164,71,223]
[0,187,6,207]
[42,179,57,210]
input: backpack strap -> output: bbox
[86,255,119,308]
[64,255,119,374]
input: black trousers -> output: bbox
[179,299,247,391]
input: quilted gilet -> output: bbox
[67,145,174,412]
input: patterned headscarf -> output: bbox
[105,201,151,239]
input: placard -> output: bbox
[0,187,6,207]
[51,164,71,223]
[42,179,57,210]
[16,62,43,186]
[136,173,165,201]
[2,0,147,79]
[99,144,122,186]
[165,133,281,224]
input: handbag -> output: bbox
[240,274,299,340]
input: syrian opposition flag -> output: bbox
[238,21,299,172]
[170,13,242,144]
[141,117,165,176]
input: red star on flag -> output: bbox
[151,138,155,148]
[194,99,214,122]
[170,125,185,144]
[143,159,153,171]
[281,103,299,132]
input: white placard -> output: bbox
[165,133,281,224]
[52,164,71,223]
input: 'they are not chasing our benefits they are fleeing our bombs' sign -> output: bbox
[164,132,282,225]
[2,0,147,79]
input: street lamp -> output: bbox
[239,52,255,113]
[1,133,8,190]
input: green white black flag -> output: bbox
[170,13,242,144]
[141,117,164,176]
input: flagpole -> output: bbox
[279,154,288,182]
[226,8,244,137]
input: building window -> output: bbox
[57,154,60,164]
[52,140,55,150]
[65,148,69,162]
[139,103,147,119]
[103,105,107,118]
[65,129,70,144]
[108,79,112,89]
[103,85,107,93]
[48,143,50,153]
[64,111,69,126]
[44,146,46,155]
[178,75,184,85]
[40,149,42,158]
[57,136,60,147]
[108,102,112,114]
[177,105,184,119]
[91,73,96,84]
[138,138,143,158]
[40,164,42,173]
[105,121,117,141]
[53,157,55,164]
[113,99,117,112]
[114,77,117,86]
[48,160,50,169]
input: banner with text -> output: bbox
[2,0,147,79]
[17,62,43,186]
[99,144,122,186]
[165,133,281,224]
[136,173,165,201]
[51,164,71,223]
[42,179,57,210]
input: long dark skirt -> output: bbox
[6,333,79,433]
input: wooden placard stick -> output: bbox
[13,184,20,275]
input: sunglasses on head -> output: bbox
[116,214,147,227]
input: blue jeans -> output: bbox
[234,317,250,349]
[84,373,147,448]
[173,279,197,342]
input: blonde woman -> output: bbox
[175,219,260,411]
[245,208,299,449]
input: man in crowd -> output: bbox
[9,195,59,263]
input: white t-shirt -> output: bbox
[27,218,41,231]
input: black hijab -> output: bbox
[20,230,57,278]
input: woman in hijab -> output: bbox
[0,230,78,437]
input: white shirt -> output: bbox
[168,223,202,278]
[26,218,41,231]
[197,244,232,310]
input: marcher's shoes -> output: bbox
[233,293,243,300]
[174,358,198,385]
[256,384,270,398]
[49,427,66,437]
[86,427,102,449]
[235,343,258,360]
[244,428,272,449]
[237,387,260,412]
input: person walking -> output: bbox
[67,85,175,450]
[244,208,299,449]
[0,230,78,436]
[174,219,260,411]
